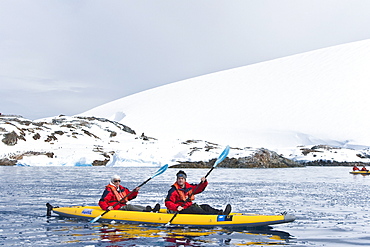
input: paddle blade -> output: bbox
[213,145,230,167]
[152,164,168,178]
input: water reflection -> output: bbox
[44,217,294,246]
[93,222,295,246]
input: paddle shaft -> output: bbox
[204,167,215,179]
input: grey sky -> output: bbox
[1,0,370,120]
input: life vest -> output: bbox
[106,184,128,203]
[173,182,195,202]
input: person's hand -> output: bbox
[133,187,140,192]
[107,206,113,211]
[200,177,206,183]
[177,206,184,211]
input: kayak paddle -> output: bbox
[90,163,168,223]
[165,145,230,226]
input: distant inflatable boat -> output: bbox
[48,204,295,228]
[350,170,370,175]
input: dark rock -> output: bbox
[0,158,17,166]
[109,131,117,137]
[2,131,20,146]
[45,135,58,142]
[171,148,304,169]
[82,129,99,139]
[33,133,41,140]
[76,116,136,135]
[302,160,369,166]
[92,152,111,166]
[9,151,54,160]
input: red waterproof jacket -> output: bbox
[99,184,138,210]
[165,181,208,211]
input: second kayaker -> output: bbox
[165,170,231,215]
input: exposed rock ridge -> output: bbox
[171,148,304,168]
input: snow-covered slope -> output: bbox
[81,39,370,150]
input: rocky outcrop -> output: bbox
[300,145,340,156]
[0,116,137,166]
[0,116,136,147]
[171,148,304,168]
[10,151,55,160]
[2,131,26,146]
[0,152,54,166]
[0,158,17,166]
[302,160,369,166]
[76,116,136,135]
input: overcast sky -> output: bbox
[1,0,370,120]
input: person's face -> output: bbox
[177,177,186,187]
[113,179,121,186]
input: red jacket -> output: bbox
[99,184,138,210]
[353,166,359,171]
[165,181,208,211]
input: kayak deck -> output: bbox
[350,171,370,175]
[50,205,295,228]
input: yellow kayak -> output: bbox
[50,205,295,228]
[350,170,370,175]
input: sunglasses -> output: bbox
[113,180,121,183]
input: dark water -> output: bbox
[0,166,369,246]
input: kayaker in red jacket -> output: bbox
[361,165,368,171]
[353,165,360,171]
[99,174,160,212]
[165,170,231,215]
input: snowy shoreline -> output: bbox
[1,116,369,167]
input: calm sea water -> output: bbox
[0,166,369,246]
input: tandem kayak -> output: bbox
[350,170,370,175]
[48,204,295,228]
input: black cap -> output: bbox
[176,170,187,179]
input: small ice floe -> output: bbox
[335,222,354,231]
